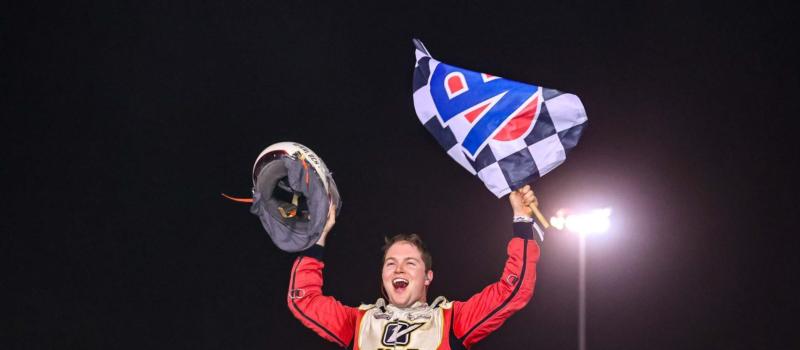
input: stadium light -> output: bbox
[549,207,612,350]
[550,208,612,236]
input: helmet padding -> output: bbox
[250,153,341,252]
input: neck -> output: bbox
[392,295,427,308]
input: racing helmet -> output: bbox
[246,142,341,252]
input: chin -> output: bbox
[389,295,409,307]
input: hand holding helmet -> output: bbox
[231,142,341,252]
[316,201,337,247]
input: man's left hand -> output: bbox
[509,185,536,218]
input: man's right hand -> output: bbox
[316,201,337,247]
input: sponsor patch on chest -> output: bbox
[381,321,424,347]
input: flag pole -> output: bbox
[527,189,550,229]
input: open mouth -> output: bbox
[392,278,409,291]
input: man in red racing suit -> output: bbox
[287,186,542,349]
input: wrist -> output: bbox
[513,216,533,224]
[512,220,544,245]
[513,213,533,220]
[303,244,325,261]
[316,229,331,247]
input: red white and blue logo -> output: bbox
[430,63,542,159]
[412,39,587,197]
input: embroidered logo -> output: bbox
[506,274,519,286]
[381,321,424,346]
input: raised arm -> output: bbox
[286,203,357,348]
[451,185,543,348]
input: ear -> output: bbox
[424,270,434,286]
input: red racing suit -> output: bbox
[287,222,541,349]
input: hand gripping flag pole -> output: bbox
[411,39,587,229]
[526,189,549,229]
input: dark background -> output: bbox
[5,1,798,349]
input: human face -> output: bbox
[382,241,433,308]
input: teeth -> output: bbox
[393,278,408,284]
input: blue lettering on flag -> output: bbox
[430,63,538,156]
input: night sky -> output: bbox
[5,1,798,349]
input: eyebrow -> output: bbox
[384,257,421,263]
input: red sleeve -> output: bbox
[287,255,358,348]
[452,236,541,348]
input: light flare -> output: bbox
[550,207,612,235]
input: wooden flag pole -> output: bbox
[528,191,550,229]
[530,203,550,229]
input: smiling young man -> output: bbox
[287,185,543,349]
[381,233,433,308]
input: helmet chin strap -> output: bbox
[274,152,310,219]
[277,192,301,218]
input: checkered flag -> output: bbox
[412,39,587,197]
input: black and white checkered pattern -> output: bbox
[412,39,587,197]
